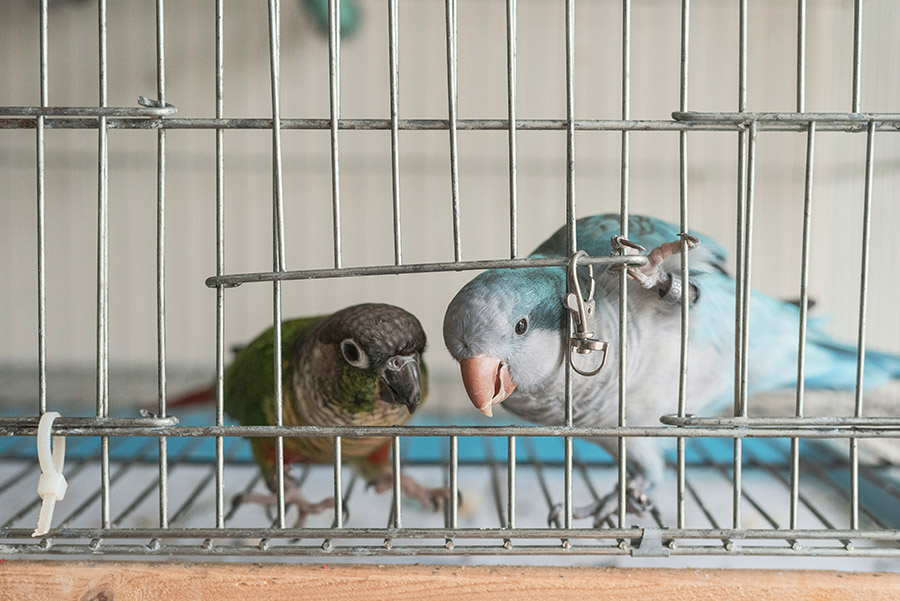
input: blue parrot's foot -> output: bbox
[548,478,653,528]
[610,233,700,304]
[370,472,460,512]
[233,484,337,528]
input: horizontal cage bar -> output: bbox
[204,255,647,287]
[2,117,900,133]
[0,105,175,117]
[3,424,900,438]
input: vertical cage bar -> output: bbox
[616,0,631,530]
[96,0,111,530]
[852,0,862,113]
[739,122,757,420]
[267,0,287,528]
[676,0,690,530]
[791,16,809,525]
[738,0,747,114]
[333,437,343,528]
[214,0,226,530]
[387,0,402,265]
[791,121,815,529]
[449,436,459,529]
[445,0,461,261]
[851,120,876,529]
[391,436,402,528]
[732,0,748,531]
[507,436,516,529]
[796,0,806,113]
[36,0,48,417]
[506,0,518,259]
[329,0,342,269]
[791,1,810,528]
[563,0,576,530]
[734,120,757,530]
[155,0,169,530]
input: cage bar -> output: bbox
[214,0,226,531]
[7,114,900,132]
[328,0,342,269]
[506,0,518,259]
[96,0,111,531]
[266,0,287,529]
[791,121,816,530]
[387,0,402,265]
[35,0,48,418]
[851,120,877,529]
[391,435,401,529]
[616,0,632,531]
[155,0,170,531]
[562,0,576,531]
[852,0,863,113]
[445,0,461,262]
[796,0,806,112]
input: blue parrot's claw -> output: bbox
[610,235,646,254]
[549,480,653,529]
[678,232,701,247]
[547,503,564,528]
[610,234,701,304]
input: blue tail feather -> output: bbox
[804,327,900,390]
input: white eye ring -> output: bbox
[340,338,369,369]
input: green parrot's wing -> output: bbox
[223,316,325,427]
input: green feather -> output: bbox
[223,316,323,427]
[338,363,380,414]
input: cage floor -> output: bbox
[2,408,899,570]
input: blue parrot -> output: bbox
[443,213,900,523]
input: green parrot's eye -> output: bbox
[341,338,369,369]
[515,317,528,336]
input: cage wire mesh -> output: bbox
[1,0,900,566]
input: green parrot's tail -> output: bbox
[146,383,215,413]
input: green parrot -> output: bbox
[220,303,446,526]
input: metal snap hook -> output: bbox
[563,251,610,377]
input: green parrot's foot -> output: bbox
[547,478,653,528]
[370,473,459,512]
[234,487,336,528]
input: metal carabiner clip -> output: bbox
[563,251,609,377]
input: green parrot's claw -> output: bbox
[233,487,336,528]
[370,472,459,512]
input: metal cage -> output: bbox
[2,0,900,563]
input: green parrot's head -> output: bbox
[318,303,427,415]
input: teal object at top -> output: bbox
[303,0,361,38]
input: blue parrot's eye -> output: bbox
[515,318,528,336]
[341,339,369,368]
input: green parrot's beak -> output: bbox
[380,354,422,414]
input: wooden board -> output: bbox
[1,561,898,601]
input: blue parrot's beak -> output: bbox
[380,354,422,414]
[459,354,516,417]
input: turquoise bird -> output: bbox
[443,214,900,524]
[302,0,360,37]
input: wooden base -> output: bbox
[2,561,897,601]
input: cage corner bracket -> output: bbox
[630,527,671,558]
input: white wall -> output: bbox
[1,0,899,405]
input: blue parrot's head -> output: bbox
[443,266,568,416]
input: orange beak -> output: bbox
[459,354,516,417]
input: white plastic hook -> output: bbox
[33,411,67,537]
